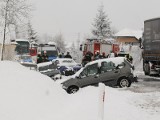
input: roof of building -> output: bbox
[115,28,143,40]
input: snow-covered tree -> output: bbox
[27,21,38,43]
[53,33,66,53]
[0,0,32,60]
[92,4,112,40]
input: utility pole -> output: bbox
[1,0,10,61]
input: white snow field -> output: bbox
[0,61,160,120]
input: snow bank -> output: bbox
[0,61,159,120]
[121,45,144,76]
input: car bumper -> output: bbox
[129,75,138,82]
[62,84,68,90]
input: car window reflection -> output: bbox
[81,63,98,77]
[101,61,116,73]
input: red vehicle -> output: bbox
[29,47,37,63]
[81,39,119,56]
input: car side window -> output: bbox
[87,63,98,76]
[101,61,116,73]
[81,63,98,77]
[80,68,88,77]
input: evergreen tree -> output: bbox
[92,4,112,40]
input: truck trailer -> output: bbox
[143,17,160,75]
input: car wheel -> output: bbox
[118,78,131,88]
[67,86,79,94]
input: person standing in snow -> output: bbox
[125,54,133,64]
[37,52,43,63]
[82,51,92,67]
[64,52,72,59]
[42,51,49,62]
[94,51,100,60]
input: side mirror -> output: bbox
[116,65,119,69]
[76,75,81,79]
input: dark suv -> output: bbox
[62,57,136,94]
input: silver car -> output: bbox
[62,57,136,94]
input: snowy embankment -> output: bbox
[0,61,160,120]
[122,45,144,76]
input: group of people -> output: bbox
[82,51,133,67]
[37,51,73,64]
[37,51,49,63]
[82,51,107,66]
[58,52,72,59]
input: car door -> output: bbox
[99,61,120,83]
[77,63,100,87]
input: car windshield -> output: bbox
[21,56,31,59]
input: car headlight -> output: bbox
[62,84,67,89]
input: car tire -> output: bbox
[67,86,79,94]
[118,77,131,88]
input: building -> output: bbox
[115,28,143,46]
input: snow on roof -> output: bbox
[115,28,143,40]
[86,57,125,67]
[48,41,57,45]
[16,39,29,42]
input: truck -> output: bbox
[142,17,160,75]
[38,42,59,61]
[81,39,119,57]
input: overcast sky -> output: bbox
[31,0,160,43]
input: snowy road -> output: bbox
[127,75,160,93]
[121,75,160,115]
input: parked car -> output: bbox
[62,57,137,94]
[52,58,82,76]
[37,61,61,80]
[18,55,35,63]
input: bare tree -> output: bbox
[92,4,112,40]
[0,0,32,61]
[27,20,38,43]
[53,33,66,53]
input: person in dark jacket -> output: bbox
[94,51,100,60]
[125,54,133,63]
[37,52,43,63]
[64,52,72,59]
[42,51,49,62]
[101,52,106,59]
[82,52,92,66]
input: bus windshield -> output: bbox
[15,41,30,54]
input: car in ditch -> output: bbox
[37,61,61,80]
[61,57,137,94]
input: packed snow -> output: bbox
[0,61,160,120]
